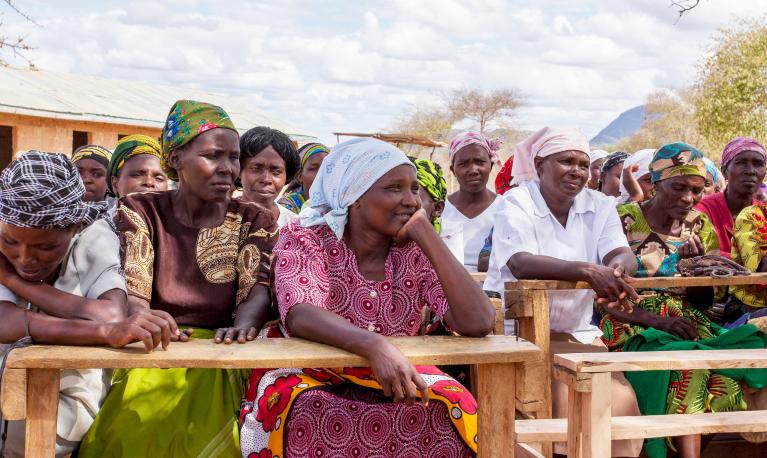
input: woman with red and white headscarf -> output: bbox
[441,131,504,272]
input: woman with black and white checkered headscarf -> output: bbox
[0,151,175,457]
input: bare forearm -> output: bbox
[0,302,110,345]
[410,222,493,336]
[602,303,660,329]
[233,284,272,332]
[287,303,384,358]
[508,252,591,281]
[604,249,638,276]
[3,275,126,322]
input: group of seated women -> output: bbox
[1,96,767,458]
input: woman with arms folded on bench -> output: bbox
[598,143,767,458]
[485,127,643,457]
[0,152,173,457]
[239,138,494,457]
[79,100,278,457]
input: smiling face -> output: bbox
[0,222,78,282]
[724,150,767,197]
[654,175,705,220]
[240,146,287,207]
[450,144,492,193]
[112,155,168,198]
[349,164,420,238]
[536,150,590,201]
[169,128,240,203]
[75,158,108,202]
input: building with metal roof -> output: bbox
[0,66,315,169]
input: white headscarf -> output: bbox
[299,137,413,239]
[510,127,591,184]
[590,149,609,164]
[619,148,655,200]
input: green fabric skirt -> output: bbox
[78,329,248,458]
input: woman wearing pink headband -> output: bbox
[695,137,767,258]
[441,131,503,272]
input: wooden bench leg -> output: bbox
[477,362,517,457]
[25,368,59,458]
[567,372,611,458]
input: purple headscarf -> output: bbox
[448,131,502,168]
[721,137,766,171]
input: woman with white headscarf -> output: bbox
[239,138,493,457]
[619,148,655,202]
[486,126,643,457]
[588,148,609,190]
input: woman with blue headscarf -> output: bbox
[239,138,493,457]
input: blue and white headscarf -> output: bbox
[299,138,413,239]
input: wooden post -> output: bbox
[516,289,552,457]
[567,372,611,458]
[25,368,59,458]
[477,362,517,457]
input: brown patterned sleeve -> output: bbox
[116,196,155,301]
[235,205,279,305]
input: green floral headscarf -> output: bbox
[160,100,237,181]
[108,134,162,193]
[649,142,706,184]
[410,157,447,232]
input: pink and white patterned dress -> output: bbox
[239,222,477,458]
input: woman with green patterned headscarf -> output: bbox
[278,142,330,214]
[410,157,447,232]
[597,142,767,457]
[107,134,168,198]
[80,100,278,458]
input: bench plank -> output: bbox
[25,369,59,458]
[555,349,767,373]
[6,336,541,370]
[516,410,767,443]
[504,272,767,291]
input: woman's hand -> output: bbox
[583,264,638,312]
[214,326,258,344]
[656,316,699,340]
[0,252,18,284]
[394,209,433,246]
[367,340,430,406]
[103,309,177,352]
[678,235,704,259]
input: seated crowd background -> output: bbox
[1,97,767,458]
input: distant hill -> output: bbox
[590,105,645,147]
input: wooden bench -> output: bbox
[0,335,541,458]
[546,349,767,457]
[472,271,767,457]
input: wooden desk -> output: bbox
[3,335,541,458]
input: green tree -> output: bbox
[694,19,767,155]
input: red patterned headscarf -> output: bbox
[494,156,514,195]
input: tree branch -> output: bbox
[671,0,700,24]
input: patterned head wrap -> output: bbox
[601,151,629,174]
[649,142,706,184]
[299,138,413,239]
[298,143,330,168]
[0,151,108,228]
[721,137,767,172]
[107,134,163,193]
[702,157,724,188]
[511,127,591,184]
[71,144,112,169]
[410,157,447,232]
[160,99,237,181]
[449,131,502,168]
[494,156,514,195]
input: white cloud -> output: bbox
[0,0,763,144]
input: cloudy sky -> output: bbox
[2,0,766,144]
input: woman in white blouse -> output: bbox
[441,131,504,272]
[486,126,642,457]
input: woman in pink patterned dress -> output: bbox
[240,138,495,458]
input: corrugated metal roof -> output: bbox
[0,66,316,141]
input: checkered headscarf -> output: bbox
[0,151,108,228]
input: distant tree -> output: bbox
[391,105,456,144]
[445,88,524,134]
[694,19,767,155]
[0,0,36,68]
